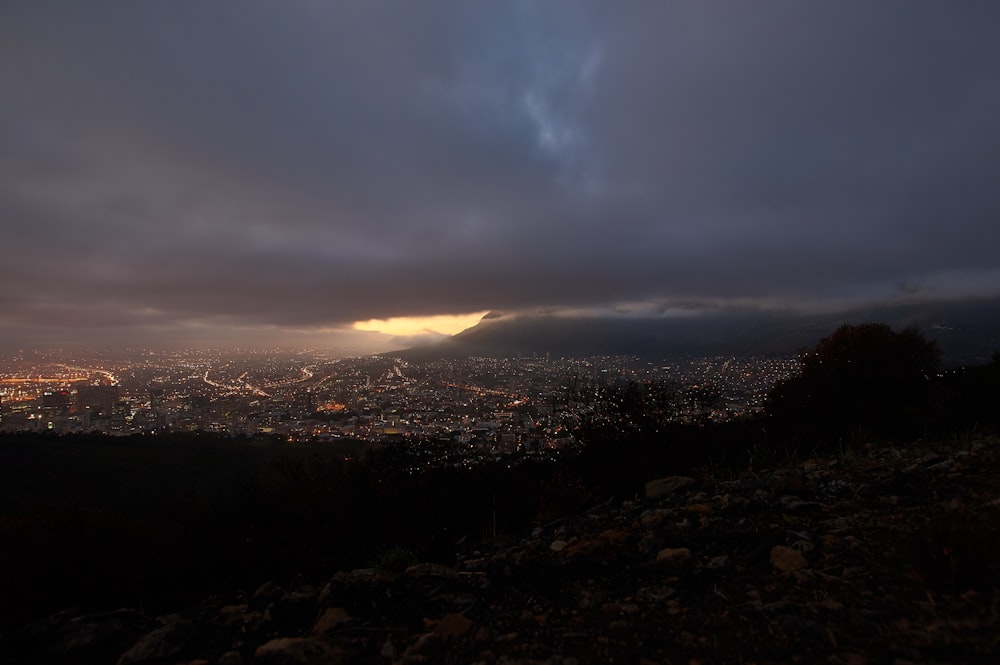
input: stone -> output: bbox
[640,508,671,527]
[310,607,351,636]
[254,637,340,664]
[116,616,192,665]
[638,533,663,555]
[42,608,148,659]
[705,554,729,569]
[214,604,268,632]
[332,567,396,587]
[601,602,640,616]
[550,539,569,552]
[398,632,443,663]
[404,562,461,579]
[608,619,632,637]
[656,547,692,566]
[635,586,676,603]
[770,545,809,572]
[645,476,696,499]
[250,580,284,609]
[769,469,818,496]
[430,612,474,640]
[320,568,396,606]
[380,636,397,659]
[218,651,243,665]
[271,587,319,630]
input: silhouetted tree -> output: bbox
[934,351,1000,433]
[767,323,940,444]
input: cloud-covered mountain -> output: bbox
[394,298,1000,365]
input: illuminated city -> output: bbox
[0,350,798,450]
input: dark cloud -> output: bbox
[2,1,999,349]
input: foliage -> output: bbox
[372,546,418,573]
[934,352,1000,432]
[767,323,941,445]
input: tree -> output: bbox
[767,323,940,444]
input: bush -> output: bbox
[767,323,940,445]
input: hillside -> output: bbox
[6,436,998,664]
[393,297,1000,364]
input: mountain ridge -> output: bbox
[392,297,1000,364]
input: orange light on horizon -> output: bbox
[352,311,488,337]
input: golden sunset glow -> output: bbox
[353,311,489,337]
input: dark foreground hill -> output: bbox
[5,436,998,664]
[394,297,1000,365]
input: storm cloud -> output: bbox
[3,2,999,349]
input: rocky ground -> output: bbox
[4,437,999,664]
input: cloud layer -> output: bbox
[3,2,999,349]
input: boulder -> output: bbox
[656,547,692,566]
[254,637,340,664]
[249,581,284,610]
[645,476,696,499]
[770,545,809,572]
[116,615,192,665]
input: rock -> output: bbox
[769,469,818,496]
[705,554,729,569]
[656,547,692,566]
[639,508,672,527]
[404,562,461,579]
[218,651,243,665]
[214,604,268,633]
[780,496,820,511]
[320,568,396,607]
[250,581,284,609]
[254,637,340,664]
[398,632,443,663]
[559,528,633,562]
[608,619,632,637]
[638,533,663,555]
[645,476,696,499]
[550,539,569,552]
[331,567,396,587]
[310,607,351,636]
[636,586,676,603]
[380,636,397,660]
[770,545,809,572]
[271,587,319,630]
[34,608,149,660]
[430,612,474,639]
[116,615,192,665]
[601,602,640,616]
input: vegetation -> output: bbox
[767,323,942,445]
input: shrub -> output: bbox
[767,323,940,445]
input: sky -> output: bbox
[3,2,1000,353]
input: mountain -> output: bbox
[393,297,1000,364]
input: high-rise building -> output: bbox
[76,385,119,417]
[42,390,70,417]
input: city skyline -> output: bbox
[3,2,1000,352]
